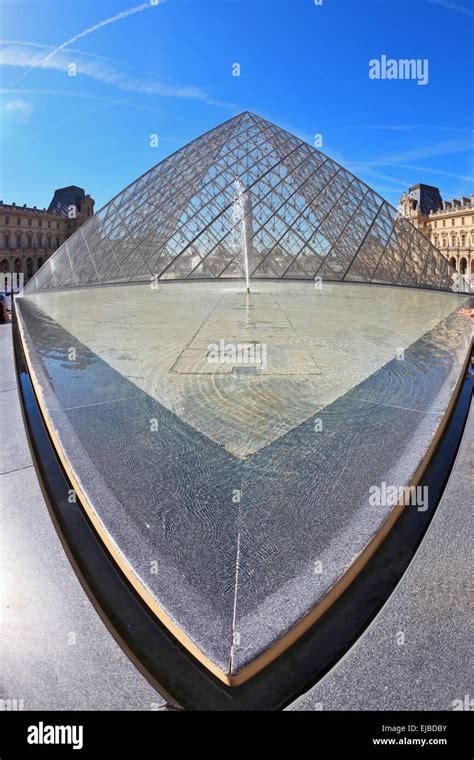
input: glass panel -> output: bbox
[23,111,454,293]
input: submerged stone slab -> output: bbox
[21,281,467,458]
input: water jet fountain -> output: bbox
[232,177,250,294]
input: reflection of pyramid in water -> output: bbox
[25,111,453,293]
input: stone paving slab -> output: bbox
[0,388,32,475]
[22,282,468,458]
[290,400,474,711]
[0,323,165,711]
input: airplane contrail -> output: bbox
[429,0,474,15]
[5,1,161,90]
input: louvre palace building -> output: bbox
[400,183,474,287]
[0,185,94,286]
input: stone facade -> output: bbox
[0,186,94,287]
[400,184,474,286]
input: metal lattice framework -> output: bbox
[25,111,454,292]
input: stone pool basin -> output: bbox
[15,280,473,684]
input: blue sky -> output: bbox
[0,0,473,212]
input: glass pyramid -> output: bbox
[24,111,453,293]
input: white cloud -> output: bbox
[0,3,234,107]
[429,0,474,16]
[360,136,474,166]
[0,39,117,63]
[5,2,160,90]
[0,41,233,109]
[3,98,33,121]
